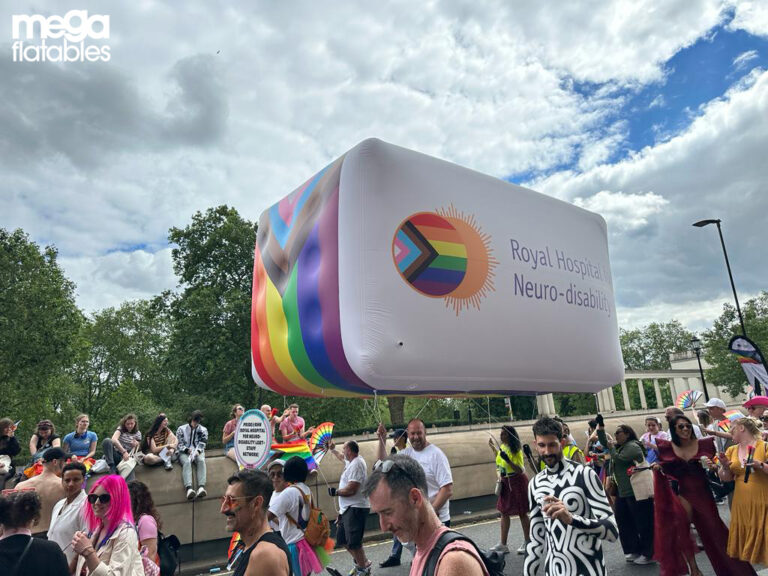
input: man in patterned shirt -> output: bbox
[524,416,618,576]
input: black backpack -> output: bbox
[157,531,181,576]
[421,530,505,576]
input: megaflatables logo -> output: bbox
[11,10,110,63]
[393,205,498,315]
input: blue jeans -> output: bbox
[179,451,206,489]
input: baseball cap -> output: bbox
[744,395,768,408]
[704,398,726,409]
[389,428,406,440]
[267,459,285,471]
[42,447,70,462]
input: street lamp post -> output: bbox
[690,336,710,401]
[692,219,747,336]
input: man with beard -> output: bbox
[364,454,487,576]
[524,416,618,576]
[220,469,292,576]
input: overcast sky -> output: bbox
[2,0,767,333]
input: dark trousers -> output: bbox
[615,494,654,558]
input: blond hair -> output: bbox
[733,417,761,440]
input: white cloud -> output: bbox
[535,68,768,322]
[733,49,759,70]
[60,248,177,313]
[727,1,768,37]
[574,191,669,232]
[0,0,763,328]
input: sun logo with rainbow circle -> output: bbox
[392,205,498,314]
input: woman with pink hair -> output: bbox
[71,475,144,575]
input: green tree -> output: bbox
[69,299,172,425]
[167,206,258,412]
[620,320,694,370]
[703,292,768,397]
[0,229,83,426]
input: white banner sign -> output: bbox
[234,409,272,469]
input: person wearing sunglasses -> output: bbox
[743,396,768,439]
[71,475,144,576]
[267,460,287,531]
[220,469,292,576]
[364,454,487,576]
[652,415,756,576]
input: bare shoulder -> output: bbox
[246,540,290,576]
[437,548,486,576]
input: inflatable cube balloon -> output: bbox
[251,138,624,397]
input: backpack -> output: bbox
[421,530,505,576]
[157,531,181,576]
[286,485,330,547]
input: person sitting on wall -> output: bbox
[176,410,208,500]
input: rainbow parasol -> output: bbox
[270,440,318,470]
[675,389,703,410]
[717,410,744,433]
[309,422,334,464]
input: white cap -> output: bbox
[704,398,726,409]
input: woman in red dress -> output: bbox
[654,414,755,576]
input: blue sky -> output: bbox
[1,0,767,333]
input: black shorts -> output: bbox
[336,506,369,549]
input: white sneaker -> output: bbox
[625,553,639,562]
[186,488,196,500]
[196,486,207,499]
[634,555,655,565]
[491,543,509,554]
[516,543,527,554]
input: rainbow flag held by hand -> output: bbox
[270,440,318,470]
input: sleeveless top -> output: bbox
[233,531,293,576]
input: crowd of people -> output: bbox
[2,394,767,576]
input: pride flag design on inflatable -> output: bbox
[251,156,373,397]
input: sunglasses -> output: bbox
[219,495,252,508]
[373,459,419,488]
[88,493,111,505]
[676,424,693,430]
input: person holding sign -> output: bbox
[224,405,245,463]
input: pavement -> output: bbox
[193,500,768,575]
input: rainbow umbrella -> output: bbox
[270,440,318,470]
[675,390,703,410]
[309,422,334,464]
[717,410,744,433]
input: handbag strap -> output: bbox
[11,536,35,576]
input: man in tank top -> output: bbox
[220,469,292,576]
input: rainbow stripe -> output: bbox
[395,213,467,296]
[251,157,373,397]
[271,441,318,470]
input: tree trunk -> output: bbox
[388,396,406,427]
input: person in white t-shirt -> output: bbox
[377,419,453,526]
[268,456,324,576]
[267,459,287,531]
[328,441,371,576]
[47,461,88,566]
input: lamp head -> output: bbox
[692,219,720,228]
[690,336,702,352]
